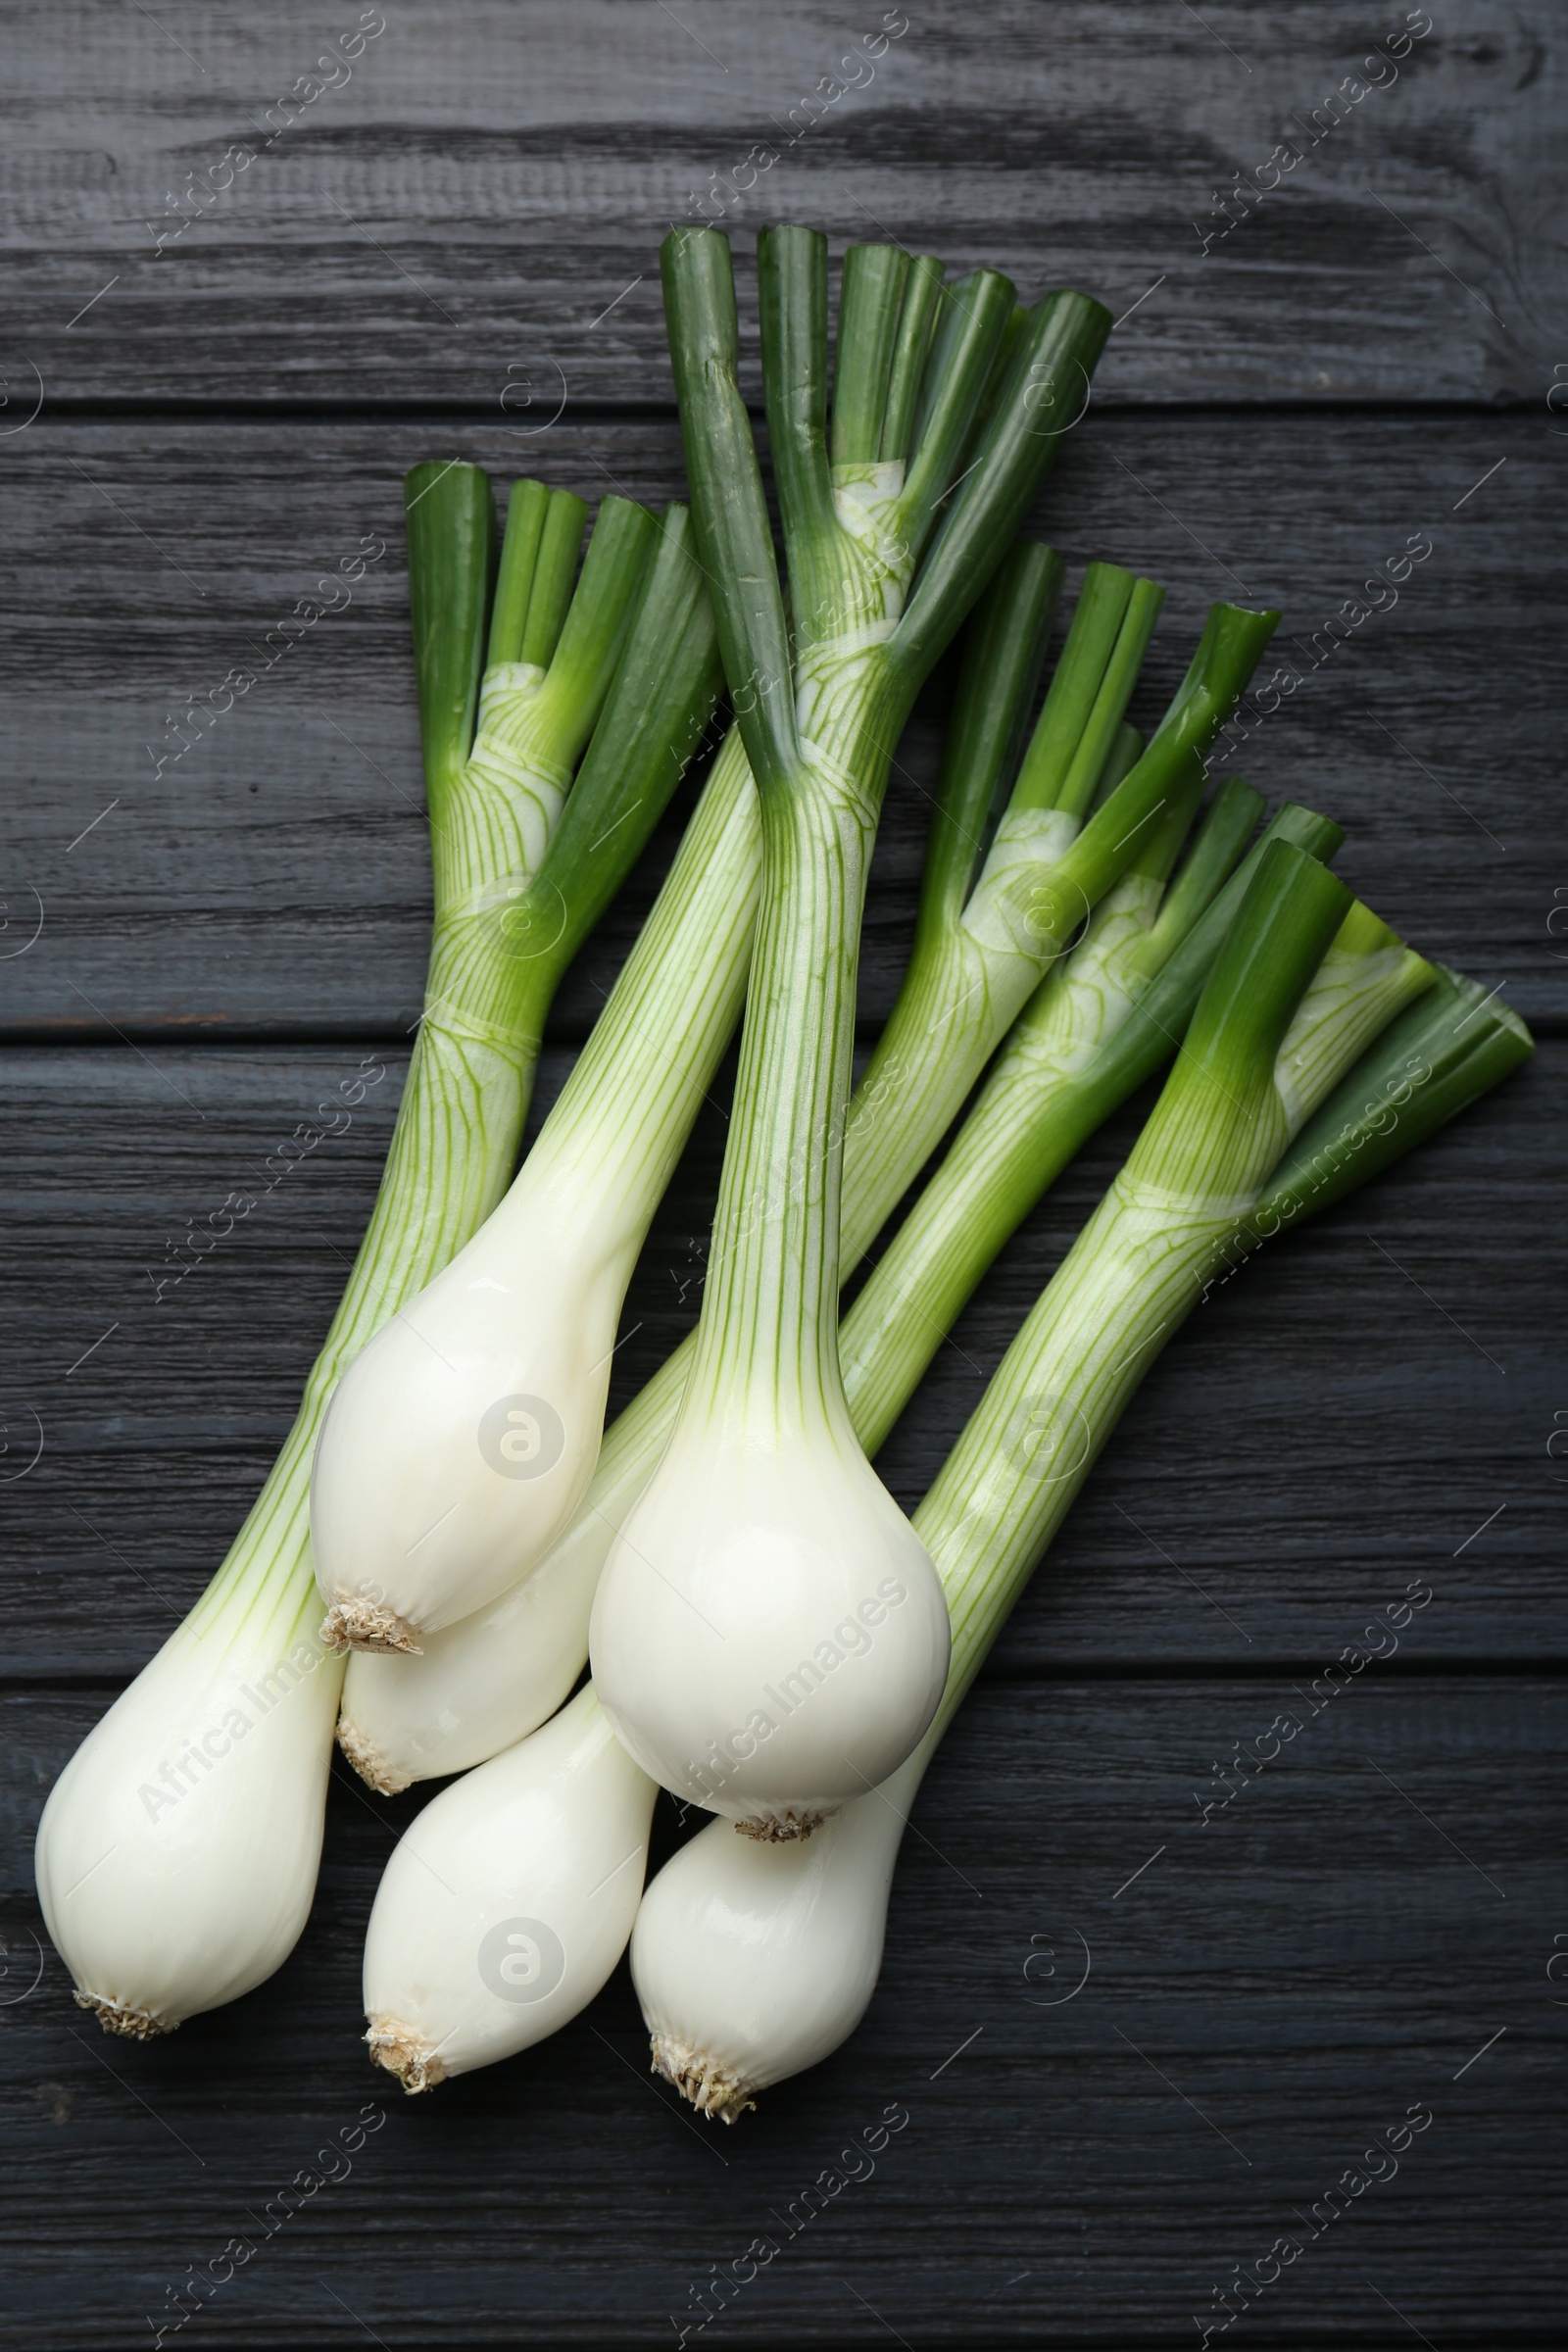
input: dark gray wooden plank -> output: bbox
[5,17,1562,2338]
[3,2,1558,408]
[3,1676,1562,2344]
[1,410,1560,1035]
[2,1035,1555,1675]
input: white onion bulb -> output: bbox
[35,1596,339,2035]
[311,1207,630,1647]
[362,1685,657,2089]
[630,1751,919,2119]
[590,1412,949,1837]
[336,1527,593,1793]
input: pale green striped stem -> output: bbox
[906,878,1434,1757]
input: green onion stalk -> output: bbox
[588,223,1138,1831]
[630,845,1532,2119]
[34,467,723,2037]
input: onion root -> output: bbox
[335,1715,410,1796]
[650,2031,756,2123]
[74,1990,171,2040]
[366,2015,446,2093]
[320,1598,423,1657]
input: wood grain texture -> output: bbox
[5,1,1562,407]
[0,1036,1555,1675]
[2,3,1562,2342]
[1,412,1560,1035]
[2,1677,1563,2344]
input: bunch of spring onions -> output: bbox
[35,225,1531,2106]
[359,846,1527,2099]
[349,235,1524,2100]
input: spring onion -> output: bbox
[28,207,1519,2124]
[34,467,721,2035]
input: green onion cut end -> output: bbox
[1258,967,1534,1226]
[404,461,496,802]
[832,243,911,465]
[487,479,552,669]
[520,489,590,668]
[1133,842,1350,1192]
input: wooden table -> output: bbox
[2,4,1561,2342]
